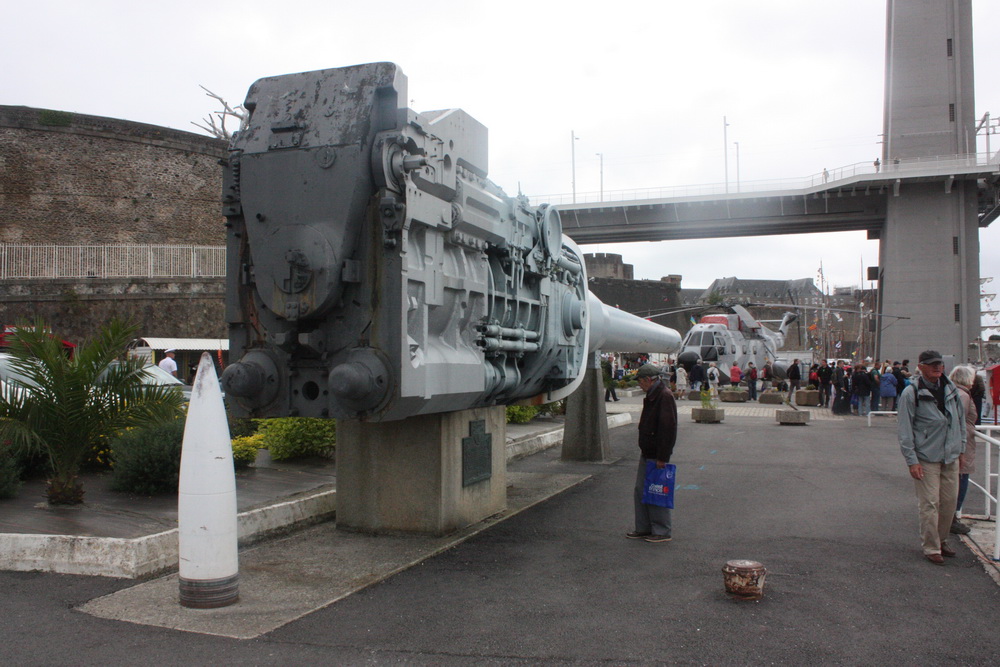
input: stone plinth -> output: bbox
[336,406,507,536]
[692,407,725,423]
[776,409,810,425]
[562,358,611,462]
[759,392,785,405]
[719,390,748,402]
[795,390,820,406]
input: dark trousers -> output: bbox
[634,457,671,537]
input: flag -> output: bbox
[808,324,818,331]
[835,341,842,349]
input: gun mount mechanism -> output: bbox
[221,62,680,421]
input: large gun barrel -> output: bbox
[221,62,680,421]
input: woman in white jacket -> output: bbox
[675,365,688,395]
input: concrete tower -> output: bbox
[878,0,980,361]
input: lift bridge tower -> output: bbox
[878,0,982,360]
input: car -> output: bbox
[0,352,39,397]
[0,353,192,402]
[106,361,193,402]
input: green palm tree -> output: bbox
[0,319,185,504]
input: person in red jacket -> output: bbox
[627,364,678,544]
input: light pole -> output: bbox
[723,116,730,194]
[596,152,604,202]
[734,141,740,193]
[571,130,579,203]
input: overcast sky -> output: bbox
[5,1,1000,324]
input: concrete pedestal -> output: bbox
[691,407,725,423]
[336,406,507,536]
[562,355,611,462]
[776,409,810,425]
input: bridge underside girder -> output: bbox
[556,172,997,244]
[559,191,887,244]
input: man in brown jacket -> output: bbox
[627,363,678,543]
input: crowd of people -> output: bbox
[620,349,985,563]
[603,354,989,424]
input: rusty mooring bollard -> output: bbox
[722,560,767,600]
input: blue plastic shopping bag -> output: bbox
[642,460,676,508]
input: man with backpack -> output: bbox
[897,350,965,565]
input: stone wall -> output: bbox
[0,106,229,339]
[0,105,227,246]
[0,278,225,344]
[587,277,687,335]
[584,253,634,280]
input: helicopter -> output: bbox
[670,304,797,377]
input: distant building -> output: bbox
[587,262,874,359]
[699,276,823,305]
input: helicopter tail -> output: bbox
[777,312,798,338]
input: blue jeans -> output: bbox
[857,394,871,416]
[634,457,672,537]
[957,473,970,512]
[747,379,757,400]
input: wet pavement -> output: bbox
[2,393,999,664]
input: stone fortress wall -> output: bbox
[0,106,228,342]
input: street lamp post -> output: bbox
[596,152,603,202]
[571,130,579,203]
[723,116,730,194]
[734,141,740,193]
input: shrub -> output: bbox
[228,414,259,439]
[256,418,336,461]
[505,405,539,423]
[82,435,115,472]
[0,445,22,499]
[14,446,50,481]
[538,400,566,416]
[110,419,185,495]
[231,433,264,469]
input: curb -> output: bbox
[505,412,632,461]
[0,487,335,579]
[2,412,632,579]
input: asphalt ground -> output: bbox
[3,398,1000,665]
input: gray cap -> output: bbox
[918,350,943,365]
[635,364,661,379]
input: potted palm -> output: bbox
[0,319,185,504]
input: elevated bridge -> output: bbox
[537,153,1000,245]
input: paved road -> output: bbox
[3,409,999,665]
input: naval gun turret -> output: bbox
[221,62,680,422]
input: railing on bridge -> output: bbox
[972,425,1000,561]
[0,244,227,279]
[530,152,1000,206]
